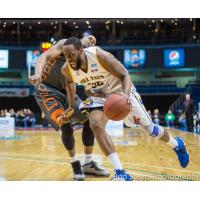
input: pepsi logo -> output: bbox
[169,51,180,61]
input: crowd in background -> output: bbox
[147,95,200,133]
[0,93,199,133]
[0,108,36,128]
[147,109,187,130]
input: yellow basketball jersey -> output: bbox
[68,46,124,95]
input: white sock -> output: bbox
[107,152,123,170]
[84,154,93,164]
[167,136,178,149]
[70,156,77,163]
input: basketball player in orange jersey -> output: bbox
[61,37,190,179]
[29,35,110,181]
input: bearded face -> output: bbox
[63,44,83,70]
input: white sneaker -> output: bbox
[82,161,110,177]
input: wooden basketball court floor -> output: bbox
[0,127,200,181]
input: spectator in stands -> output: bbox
[9,109,16,118]
[18,109,35,128]
[20,110,26,128]
[147,110,153,119]
[178,111,187,131]
[1,108,37,128]
[194,102,200,134]
[183,93,195,132]
[27,109,36,128]
[4,109,11,117]
[23,109,28,116]
[23,109,30,128]
[197,114,200,134]
[41,111,49,128]
[14,110,25,127]
[0,110,5,117]
[165,109,175,127]
[15,110,21,127]
[153,109,160,125]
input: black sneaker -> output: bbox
[82,161,110,177]
[71,160,85,181]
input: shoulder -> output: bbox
[96,47,115,66]
[96,46,114,59]
[83,46,97,54]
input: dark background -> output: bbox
[4,45,200,69]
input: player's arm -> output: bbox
[29,39,67,85]
[61,62,76,108]
[82,35,105,98]
[96,47,132,98]
[84,87,105,98]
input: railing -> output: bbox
[169,94,185,113]
[168,84,198,113]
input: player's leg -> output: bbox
[60,123,85,180]
[124,87,189,168]
[72,97,110,176]
[81,120,110,176]
[34,83,85,180]
[88,108,133,181]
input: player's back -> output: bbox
[42,55,66,91]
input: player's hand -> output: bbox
[65,107,75,119]
[29,74,42,85]
[121,94,132,109]
[94,92,105,98]
[85,89,105,98]
[57,107,75,125]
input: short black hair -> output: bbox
[64,37,82,49]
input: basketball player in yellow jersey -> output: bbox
[62,37,189,175]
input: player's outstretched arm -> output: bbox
[29,39,67,85]
[96,47,132,98]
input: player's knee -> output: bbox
[145,124,164,138]
[82,121,95,146]
[60,123,74,150]
[89,119,104,134]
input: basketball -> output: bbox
[103,94,131,121]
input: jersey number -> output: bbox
[88,81,104,88]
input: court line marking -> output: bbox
[102,164,195,181]
[0,156,190,180]
[0,152,199,175]
[0,157,164,180]
[0,154,197,180]
[102,160,200,175]
[104,167,166,180]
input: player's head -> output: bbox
[63,37,83,70]
[81,35,96,48]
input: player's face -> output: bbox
[63,45,82,70]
